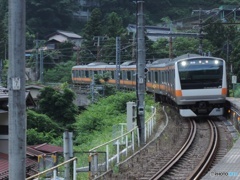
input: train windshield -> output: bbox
[178,59,223,89]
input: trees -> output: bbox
[43,61,75,83]
[38,85,78,128]
[74,92,137,145]
[27,109,62,145]
[0,0,7,60]
[26,0,78,38]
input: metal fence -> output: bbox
[86,107,157,179]
[26,107,157,180]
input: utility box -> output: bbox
[127,102,136,131]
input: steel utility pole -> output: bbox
[8,0,26,179]
[198,8,203,55]
[116,37,121,90]
[136,1,146,145]
[169,22,173,59]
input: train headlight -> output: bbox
[214,60,219,64]
[181,61,187,66]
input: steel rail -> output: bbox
[187,119,219,180]
[150,119,196,180]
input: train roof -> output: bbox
[87,62,108,66]
[152,58,170,65]
[173,53,201,61]
[121,61,136,66]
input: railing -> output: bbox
[26,157,77,180]
[26,107,157,180]
[87,107,157,179]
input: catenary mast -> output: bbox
[136,1,146,145]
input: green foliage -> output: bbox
[82,8,103,41]
[150,38,169,58]
[103,12,127,38]
[74,92,137,145]
[27,109,62,133]
[38,86,78,127]
[43,61,75,83]
[57,42,75,63]
[27,128,56,145]
[74,91,156,149]
[26,0,78,38]
[27,109,63,145]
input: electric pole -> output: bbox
[169,22,173,59]
[35,37,39,80]
[199,8,203,55]
[116,37,121,90]
[136,1,146,146]
[8,0,26,179]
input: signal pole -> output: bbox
[136,1,146,145]
[8,0,26,179]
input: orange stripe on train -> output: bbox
[222,88,227,95]
[175,90,182,97]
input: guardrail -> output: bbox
[26,107,157,180]
[26,157,77,180]
[87,107,156,179]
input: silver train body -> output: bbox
[72,54,227,117]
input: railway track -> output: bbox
[148,119,219,180]
[99,108,233,180]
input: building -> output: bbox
[74,0,100,21]
[0,86,63,178]
[46,30,83,49]
[127,24,171,42]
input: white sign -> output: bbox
[232,75,237,84]
[12,77,20,90]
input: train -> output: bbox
[72,53,227,117]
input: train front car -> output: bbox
[175,56,227,117]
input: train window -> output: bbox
[162,72,165,83]
[78,70,84,77]
[72,70,75,77]
[85,71,89,78]
[127,71,131,80]
[155,71,158,83]
[178,59,224,89]
[111,71,114,79]
[133,71,136,81]
[159,71,162,84]
[94,71,98,75]
[148,71,151,82]
[167,71,169,84]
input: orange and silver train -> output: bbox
[72,54,227,117]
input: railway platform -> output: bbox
[202,97,240,179]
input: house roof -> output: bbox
[31,143,63,153]
[0,153,38,179]
[1,143,63,179]
[0,86,36,109]
[26,85,45,90]
[127,24,170,41]
[47,30,82,40]
[56,30,82,39]
[27,147,45,157]
[49,35,68,43]
[0,153,8,179]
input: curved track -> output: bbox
[149,119,219,180]
[149,119,196,180]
